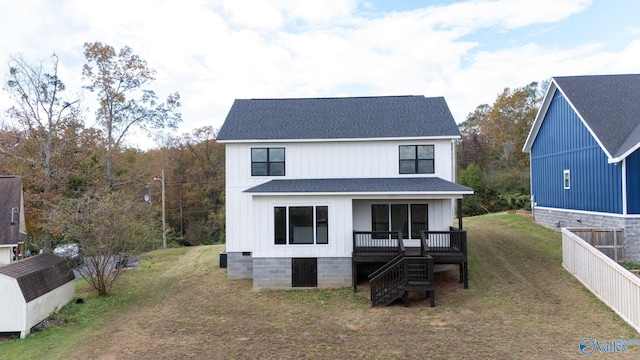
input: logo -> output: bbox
[579,338,640,355]
[579,338,596,355]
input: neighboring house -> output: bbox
[0,253,76,339]
[0,176,27,265]
[523,74,640,262]
[217,96,473,290]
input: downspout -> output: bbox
[458,198,463,229]
[622,158,627,215]
[529,151,535,221]
[453,140,462,229]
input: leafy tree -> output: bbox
[480,82,539,169]
[458,104,489,170]
[457,82,543,216]
[162,126,225,245]
[458,162,483,192]
[1,54,81,251]
[52,188,157,295]
[82,41,182,187]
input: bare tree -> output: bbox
[2,53,81,251]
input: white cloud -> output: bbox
[218,0,357,28]
[420,0,591,32]
[0,0,638,148]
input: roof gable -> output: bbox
[216,96,460,142]
[0,253,75,302]
[524,74,640,161]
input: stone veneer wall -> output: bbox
[533,207,640,262]
[252,257,352,291]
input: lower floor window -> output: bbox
[371,203,428,239]
[275,206,328,245]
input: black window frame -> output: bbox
[372,203,428,240]
[274,206,329,245]
[399,145,434,174]
[251,147,285,176]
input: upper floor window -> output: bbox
[252,148,285,176]
[399,145,434,174]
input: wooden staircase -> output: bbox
[369,252,435,307]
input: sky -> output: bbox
[0,0,639,149]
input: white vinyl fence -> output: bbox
[562,228,640,333]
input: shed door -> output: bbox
[292,258,317,287]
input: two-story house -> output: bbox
[217,96,472,291]
[523,74,640,262]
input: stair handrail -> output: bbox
[369,254,406,306]
[368,252,404,281]
[419,231,429,256]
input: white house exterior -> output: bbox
[217,96,472,290]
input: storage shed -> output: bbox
[0,253,75,338]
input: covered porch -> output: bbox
[351,199,468,307]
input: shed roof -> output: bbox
[0,253,75,302]
[245,177,473,195]
[216,96,460,142]
[524,74,640,161]
[0,176,26,245]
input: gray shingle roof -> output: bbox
[0,176,25,245]
[216,96,460,141]
[244,177,473,194]
[0,253,75,302]
[554,74,640,159]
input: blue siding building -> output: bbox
[524,74,640,261]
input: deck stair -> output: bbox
[368,238,435,307]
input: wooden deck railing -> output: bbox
[352,228,469,293]
[421,227,468,289]
[421,227,467,255]
[352,231,404,254]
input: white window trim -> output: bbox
[563,169,570,190]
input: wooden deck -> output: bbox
[352,228,468,306]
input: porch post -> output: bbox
[352,262,358,292]
[457,198,463,229]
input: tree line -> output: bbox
[0,42,224,295]
[457,80,548,216]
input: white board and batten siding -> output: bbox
[562,228,640,333]
[251,195,352,258]
[225,139,456,182]
[225,139,457,253]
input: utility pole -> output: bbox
[179,183,184,237]
[154,169,166,249]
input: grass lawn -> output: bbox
[1,214,638,359]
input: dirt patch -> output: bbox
[54,215,640,359]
